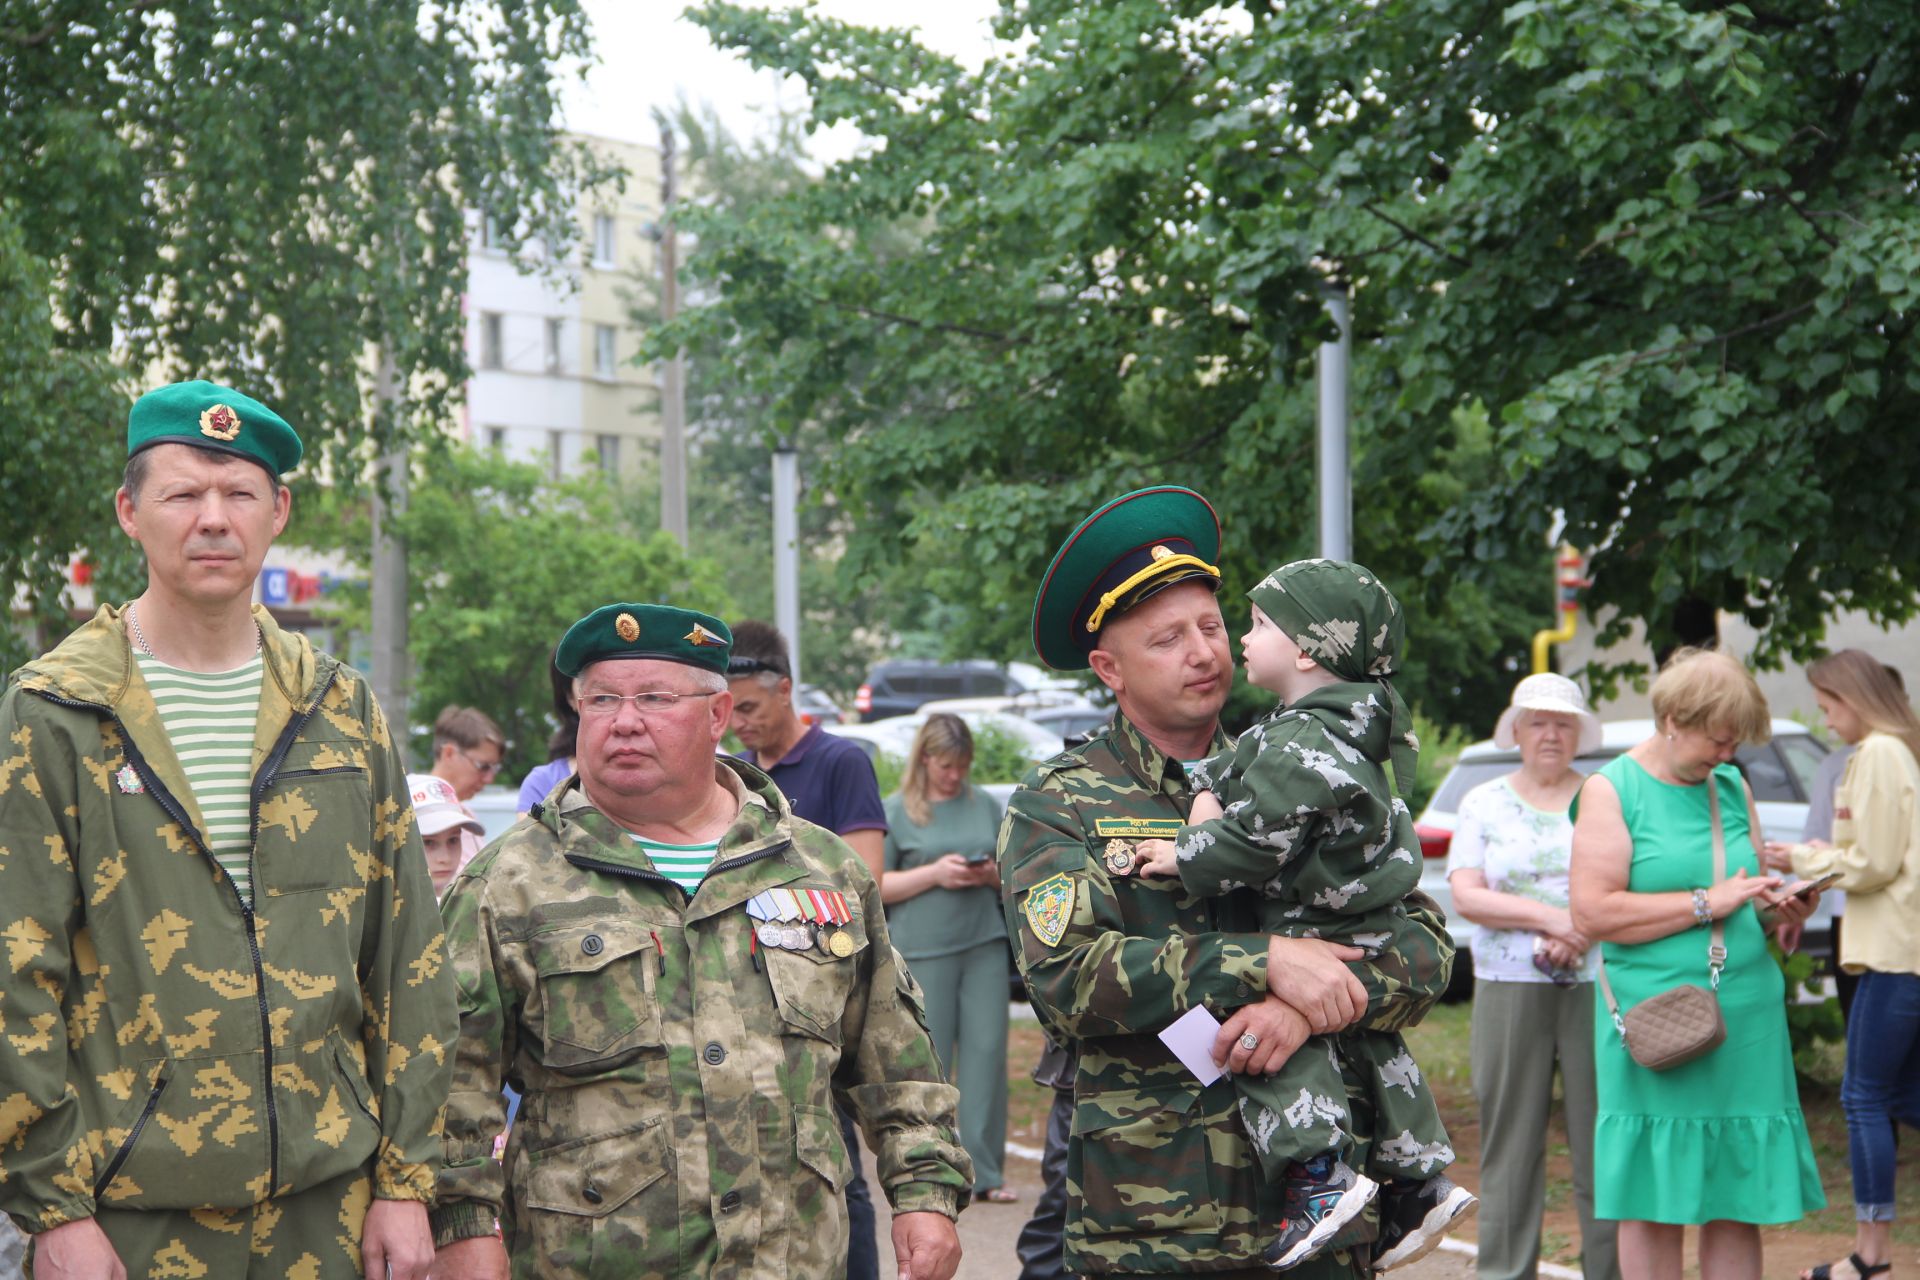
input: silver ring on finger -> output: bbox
[1238,1032,1260,1052]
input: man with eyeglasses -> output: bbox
[429,705,507,801]
[431,603,971,1280]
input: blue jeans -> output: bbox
[840,1105,878,1280]
[1841,969,1920,1220]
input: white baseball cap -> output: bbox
[1493,673,1602,755]
[407,773,486,838]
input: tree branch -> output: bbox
[1618,297,1821,370]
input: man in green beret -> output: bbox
[997,487,1456,1279]
[0,380,456,1278]
[431,603,972,1280]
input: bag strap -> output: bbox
[1596,770,1732,1037]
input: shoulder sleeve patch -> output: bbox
[1022,873,1075,948]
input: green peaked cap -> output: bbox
[1031,486,1222,671]
[556,603,733,679]
[128,380,303,476]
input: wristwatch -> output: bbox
[1690,887,1713,928]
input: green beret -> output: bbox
[556,603,733,679]
[128,380,303,477]
[1031,486,1222,671]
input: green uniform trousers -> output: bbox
[907,939,1011,1191]
[85,1167,372,1280]
[1470,980,1619,1280]
[1235,1028,1452,1184]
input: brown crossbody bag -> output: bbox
[1594,778,1729,1071]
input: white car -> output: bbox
[1415,719,1834,997]
[827,709,1066,765]
[918,694,1112,743]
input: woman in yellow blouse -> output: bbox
[1764,650,1920,1280]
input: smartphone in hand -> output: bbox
[1791,871,1843,900]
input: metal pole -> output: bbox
[772,441,801,688]
[1316,280,1352,561]
[656,111,688,547]
[369,348,411,756]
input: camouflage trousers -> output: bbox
[1235,1030,1453,1185]
[82,1166,371,1279]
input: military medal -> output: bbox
[114,763,145,795]
[827,930,856,958]
[1103,838,1135,876]
[756,922,783,948]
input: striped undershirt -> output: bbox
[136,652,263,903]
[634,836,720,897]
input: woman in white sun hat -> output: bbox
[1447,673,1620,1280]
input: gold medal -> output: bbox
[1103,838,1136,876]
[827,929,856,958]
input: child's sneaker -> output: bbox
[1264,1154,1379,1271]
[1370,1174,1477,1272]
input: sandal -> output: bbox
[978,1187,1020,1203]
[1804,1255,1891,1280]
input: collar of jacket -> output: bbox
[12,603,326,840]
[1279,680,1396,762]
[1108,707,1231,799]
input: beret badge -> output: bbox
[685,623,726,648]
[199,403,243,442]
[614,612,642,642]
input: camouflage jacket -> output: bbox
[432,761,970,1279]
[997,710,1453,1276]
[0,606,455,1235]
[1178,682,1423,941]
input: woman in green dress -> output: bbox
[1569,648,1826,1280]
[880,713,1014,1202]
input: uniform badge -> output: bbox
[199,404,243,441]
[1023,873,1076,948]
[115,763,145,795]
[615,612,641,642]
[1103,839,1136,876]
[685,623,726,647]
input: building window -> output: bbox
[479,213,504,251]
[485,426,506,451]
[545,318,563,373]
[548,430,565,480]
[595,434,620,477]
[480,312,503,369]
[592,213,615,266]
[594,324,616,378]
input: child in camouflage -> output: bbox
[1135,559,1475,1273]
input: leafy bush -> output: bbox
[1773,942,1845,1078]
[1408,710,1474,816]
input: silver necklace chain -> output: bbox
[127,602,262,661]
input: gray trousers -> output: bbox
[1469,980,1619,1280]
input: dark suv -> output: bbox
[854,660,1025,720]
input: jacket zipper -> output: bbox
[273,765,361,780]
[34,666,338,1201]
[244,666,338,1193]
[90,1069,170,1198]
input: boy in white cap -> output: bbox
[408,773,487,898]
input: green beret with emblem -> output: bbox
[1031,486,1222,671]
[127,380,303,477]
[556,603,733,679]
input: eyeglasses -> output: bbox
[726,656,789,678]
[576,690,720,718]
[456,749,503,776]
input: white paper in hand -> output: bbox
[1158,1005,1225,1086]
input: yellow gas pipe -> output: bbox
[1530,545,1589,674]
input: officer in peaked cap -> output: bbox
[432,602,972,1280]
[996,487,1455,1279]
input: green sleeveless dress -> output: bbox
[1588,757,1825,1223]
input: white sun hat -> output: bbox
[1493,673,1602,755]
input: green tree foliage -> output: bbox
[663,0,1918,726]
[296,447,731,782]
[1,0,613,670]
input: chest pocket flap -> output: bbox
[527,922,665,1074]
[763,914,869,1044]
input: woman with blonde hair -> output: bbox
[880,713,1015,1202]
[1763,651,1920,1280]
[1570,648,1824,1280]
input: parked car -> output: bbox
[1415,718,1833,999]
[853,660,1028,721]
[919,694,1112,742]
[828,709,1066,765]
[795,683,844,727]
